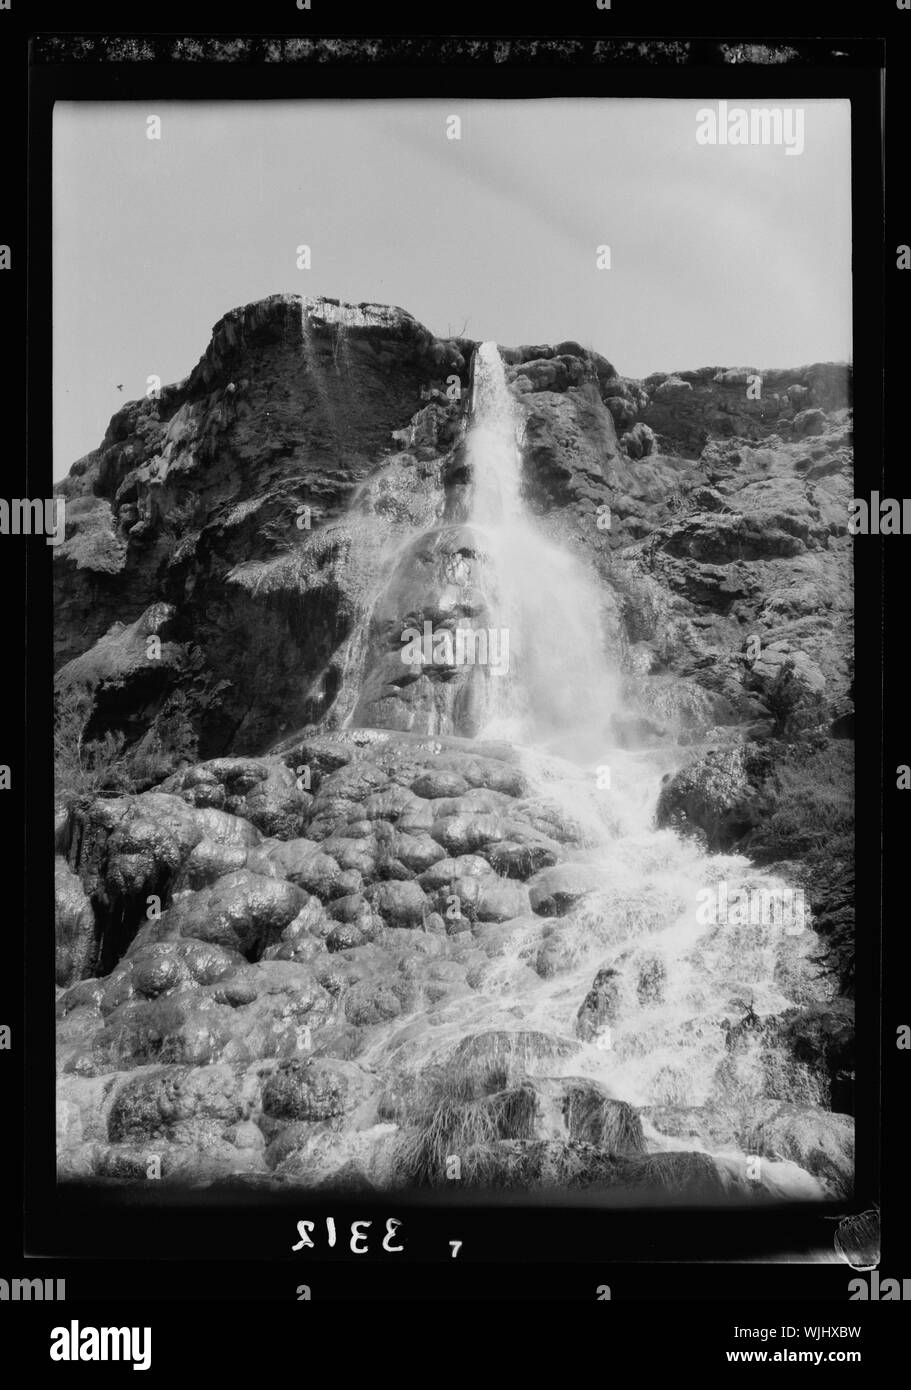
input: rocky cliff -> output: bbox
[53,295,854,1198]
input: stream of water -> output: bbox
[446,343,832,1196]
[314,334,836,1196]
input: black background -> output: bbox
[0,0,905,1360]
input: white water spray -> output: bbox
[465,342,623,762]
[454,343,837,1197]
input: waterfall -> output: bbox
[452,343,834,1198]
[465,342,622,761]
[54,297,852,1205]
[281,335,838,1199]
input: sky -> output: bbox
[53,97,852,478]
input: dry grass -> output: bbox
[563,1086,645,1154]
[394,1062,537,1187]
[620,1151,726,1195]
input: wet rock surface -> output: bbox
[55,723,852,1196]
[55,297,854,1197]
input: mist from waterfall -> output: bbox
[297,335,838,1201]
[52,294,852,1207]
[465,342,623,765]
[456,343,834,1199]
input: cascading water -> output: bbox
[54,300,851,1207]
[465,343,623,761]
[280,331,842,1199]
[445,342,837,1198]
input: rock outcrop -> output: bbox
[54,295,854,1196]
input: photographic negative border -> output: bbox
[20,31,886,1300]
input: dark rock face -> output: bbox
[655,745,769,851]
[635,362,850,458]
[55,295,854,1194]
[55,296,474,754]
[55,295,853,758]
[774,1001,856,1115]
[576,966,625,1040]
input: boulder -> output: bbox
[156,871,308,959]
[261,1058,374,1122]
[655,746,767,851]
[528,863,609,917]
[368,880,429,929]
[742,1103,854,1196]
[576,966,626,1039]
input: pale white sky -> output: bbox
[53,98,852,478]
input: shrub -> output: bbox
[59,496,127,574]
[54,656,226,806]
[54,683,130,806]
[749,660,827,738]
[745,741,854,866]
[741,739,854,996]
